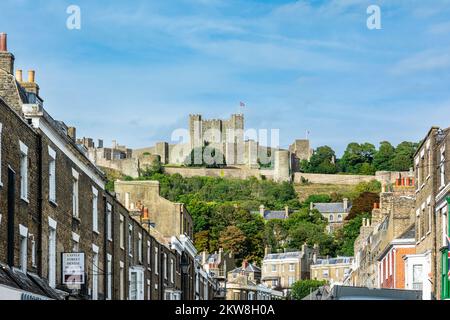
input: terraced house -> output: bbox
[408,126,450,300]
[0,32,217,300]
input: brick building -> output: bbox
[261,244,319,296]
[310,257,353,285]
[403,126,450,300]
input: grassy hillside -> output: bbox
[294,183,357,202]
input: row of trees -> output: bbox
[300,141,418,175]
[112,163,378,264]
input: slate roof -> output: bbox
[264,251,302,260]
[398,224,415,240]
[312,202,351,213]
[262,210,287,220]
[0,263,64,300]
[230,263,261,274]
[312,256,353,266]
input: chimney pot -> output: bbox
[0,33,7,52]
[15,69,22,82]
[67,127,76,141]
[28,70,35,83]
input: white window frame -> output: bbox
[72,169,79,218]
[107,254,112,300]
[271,264,276,272]
[138,232,143,263]
[72,232,80,252]
[170,258,174,283]
[19,141,29,201]
[92,187,99,233]
[19,224,28,272]
[48,146,56,203]
[92,244,99,300]
[48,217,57,288]
[442,205,448,247]
[147,240,151,266]
[163,253,168,280]
[129,267,144,300]
[289,263,295,272]
[128,223,133,257]
[120,214,125,249]
[427,197,432,234]
[440,146,445,188]
[119,261,125,300]
[106,203,112,241]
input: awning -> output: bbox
[0,283,51,300]
[0,263,65,300]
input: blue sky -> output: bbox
[1,0,450,155]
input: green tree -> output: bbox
[219,226,247,259]
[390,141,418,171]
[335,212,371,256]
[340,142,376,174]
[373,141,395,171]
[290,279,327,300]
[305,146,338,174]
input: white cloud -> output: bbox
[391,49,450,74]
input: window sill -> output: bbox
[21,197,29,204]
[49,199,58,207]
[120,246,124,251]
[93,230,100,235]
[108,238,113,242]
[72,216,81,223]
[426,231,431,236]
[0,181,3,188]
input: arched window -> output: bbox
[329,214,334,222]
[337,214,342,222]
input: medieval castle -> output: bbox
[77,113,314,182]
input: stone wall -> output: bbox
[294,172,375,185]
[163,166,265,180]
[294,171,411,185]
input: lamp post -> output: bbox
[180,252,190,300]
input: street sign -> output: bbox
[62,252,85,285]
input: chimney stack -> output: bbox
[15,69,23,82]
[0,33,14,74]
[264,245,271,256]
[67,127,76,142]
[284,206,289,219]
[0,33,7,52]
[202,251,207,265]
[28,70,35,83]
[310,201,314,210]
[343,198,348,211]
[259,204,265,218]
